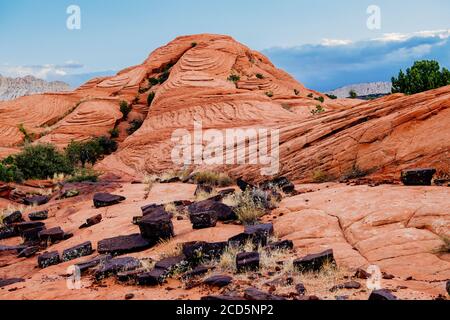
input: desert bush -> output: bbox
[307,93,314,98]
[392,60,450,95]
[311,105,325,115]
[149,77,159,86]
[65,168,101,183]
[265,91,274,98]
[326,94,337,100]
[65,136,117,168]
[193,171,233,187]
[191,42,198,47]
[119,101,132,120]
[294,89,300,96]
[341,165,368,180]
[127,119,143,135]
[147,92,155,106]
[233,189,266,225]
[13,144,73,180]
[0,161,24,183]
[158,70,170,84]
[312,170,332,183]
[349,90,357,99]
[315,96,325,103]
[256,73,264,79]
[109,127,119,139]
[227,74,240,83]
[18,124,35,144]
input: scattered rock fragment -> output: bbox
[369,289,398,300]
[228,223,273,247]
[76,254,112,274]
[79,214,102,229]
[28,210,49,221]
[24,195,49,206]
[38,227,65,243]
[18,246,39,258]
[98,234,152,256]
[181,266,210,280]
[93,193,126,208]
[244,287,286,301]
[295,283,307,295]
[266,240,294,251]
[0,278,25,288]
[22,225,46,242]
[182,241,227,265]
[237,178,255,191]
[236,252,260,273]
[94,257,141,280]
[203,275,233,288]
[138,210,174,243]
[401,168,436,186]
[2,211,23,225]
[38,251,61,269]
[137,268,167,286]
[189,210,218,229]
[189,200,236,221]
[330,281,361,292]
[124,293,135,300]
[62,241,93,262]
[354,268,371,279]
[0,225,18,240]
[293,249,335,272]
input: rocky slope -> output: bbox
[327,82,392,99]
[0,75,70,101]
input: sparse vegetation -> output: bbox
[109,127,119,139]
[307,93,314,98]
[127,119,143,135]
[232,189,266,225]
[158,70,170,84]
[315,96,325,103]
[65,136,117,168]
[192,171,233,187]
[149,77,159,86]
[341,164,368,181]
[147,92,155,106]
[349,90,357,99]
[311,105,325,115]
[65,168,101,183]
[191,42,198,47]
[282,104,293,112]
[326,94,337,100]
[392,60,450,95]
[256,73,264,79]
[119,101,132,120]
[265,91,274,98]
[312,170,332,183]
[227,74,240,83]
[294,89,300,96]
[18,124,35,144]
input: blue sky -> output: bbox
[1,0,449,90]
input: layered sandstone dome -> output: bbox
[0,34,448,182]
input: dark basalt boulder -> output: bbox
[244,287,286,301]
[39,227,65,243]
[0,278,25,288]
[155,255,187,273]
[260,177,295,194]
[93,193,126,208]
[116,269,144,282]
[38,251,61,269]
[295,283,307,295]
[79,214,102,229]
[75,254,112,274]
[203,275,233,288]
[236,252,260,273]
[17,246,39,258]
[138,211,174,243]
[182,241,227,265]
[189,200,236,221]
[0,225,18,240]
[228,223,274,247]
[293,249,335,272]
[13,221,45,233]
[94,257,141,280]
[2,211,23,225]
[22,226,46,242]
[189,211,218,229]
[330,281,361,292]
[237,178,255,192]
[28,210,49,221]
[401,168,436,186]
[354,268,371,279]
[137,268,167,286]
[368,289,398,300]
[97,234,152,256]
[266,240,294,251]
[23,195,49,206]
[141,204,165,216]
[181,265,210,280]
[62,241,93,262]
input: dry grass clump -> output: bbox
[193,171,233,187]
[195,189,219,202]
[312,170,333,183]
[155,238,183,259]
[1,204,26,226]
[139,258,156,272]
[232,189,266,225]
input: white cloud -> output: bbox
[321,38,353,46]
[0,61,83,79]
[373,29,450,42]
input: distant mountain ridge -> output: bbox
[327,82,392,98]
[0,74,70,101]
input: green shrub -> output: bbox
[147,92,155,106]
[66,136,117,168]
[18,124,35,144]
[233,189,266,225]
[149,77,159,86]
[349,90,357,99]
[392,60,450,95]
[294,89,300,96]
[265,91,274,98]
[193,171,233,187]
[315,96,325,103]
[13,144,73,180]
[109,127,119,139]
[0,162,23,183]
[127,119,143,135]
[311,105,325,115]
[191,42,198,47]
[326,94,337,100]
[228,74,240,83]
[158,71,170,84]
[307,93,314,98]
[65,168,100,183]
[256,73,264,79]
[119,101,132,120]
[312,170,332,183]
